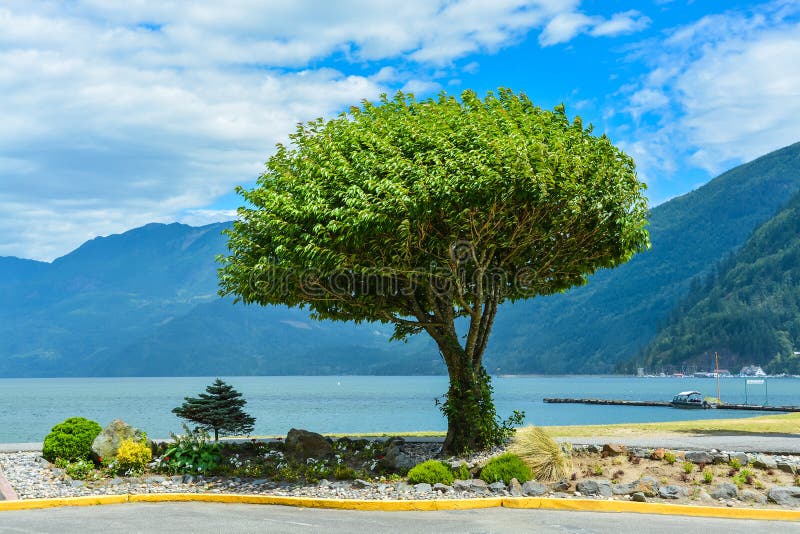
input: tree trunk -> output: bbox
[438,343,499,455]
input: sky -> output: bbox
[1,0,799,261]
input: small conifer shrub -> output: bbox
[172,379,256,441]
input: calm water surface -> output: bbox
[1,376,797,443]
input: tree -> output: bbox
[172,379,256,441]
[219,89,649,454]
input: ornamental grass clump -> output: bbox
[407,460,455,485]
[479,453,532,485]
[42,417,102,463]
[508,426,572,482]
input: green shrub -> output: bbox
[728,458,742,470]
[55,458,96,480]
[407,460,455,485]
[663,451,677,465]
[42,417,102,463]
[111,438,152,476]
[453,463,471,480]
[157,425,222,475]
[682,461,694,474]
[333,465,357,480]
[702,469,714,484]
[479,453,532,485]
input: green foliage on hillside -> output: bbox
[487,141,800,374]
[640,189,800,373]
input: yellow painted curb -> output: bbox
[0,494,127,511]
[0,493,798,521]
[129,493,502,511]
[502,497,800,522]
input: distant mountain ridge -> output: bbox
[1,142,799,377]
[639,188,800,374]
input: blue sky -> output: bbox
[1,1,799,260]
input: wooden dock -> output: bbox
[543,398,800,412]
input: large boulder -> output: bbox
[709,482,738,499]
[685,451,713,464]
[768,486,800,507]
[521,480,547,496]
[91,420,150,462]
[576,479,612,497]
[284,428,333,461]
[382,437,416,472]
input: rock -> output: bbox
[182,475,196,484]
[488,481,506,492]
[170,475,183,484]
[521,480,547,496]
[631,492,647,502]
[70,480,85,488]
[602,444,627,457]
[636,477,660,497]
[382,439,415,472]
[251,478,269,486]
[91,419,150,462]
[629,448,651,459]
[453,479,472,491]
[284,429,333,461]
[697,490,715,503]
[729,452,749,466]
[108,477,124,486]
[739,489,767,504]
[509,478,522,496]
[685,451,713,464]
[144,475,165,484]
[612,482,639,495]
[352,479,372,489]
[414,483,432,494]
[469,479,488,491]
[752,454,777,470]
[658,485,688,499]
[651,448,665,460]
[576,479,612,497]
[709,482,738,499]
[777,461,797,475]
[768,486,800,506]
[432,483,452,493]
[711,452,729,464]
[586,445,602,454]
[548,479,571,492]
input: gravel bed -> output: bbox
[2,446,798,509]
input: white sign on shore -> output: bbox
[746,379,765,385]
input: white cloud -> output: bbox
[540,10,650,46]
[0,0,645,260]
[616,2,800,187]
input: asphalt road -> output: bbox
[0,503,796,534]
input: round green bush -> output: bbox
[42,417,102,463]
[407,460,455,485]
[479,453,532,484]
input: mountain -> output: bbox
[481,141,800,373]
[639,189,800,374]
[1,142,799,377]
[0,223,440,377]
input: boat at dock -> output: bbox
[671,391,712,409]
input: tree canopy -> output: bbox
[219,88,649,452]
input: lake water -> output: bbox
[1,376,797,443]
